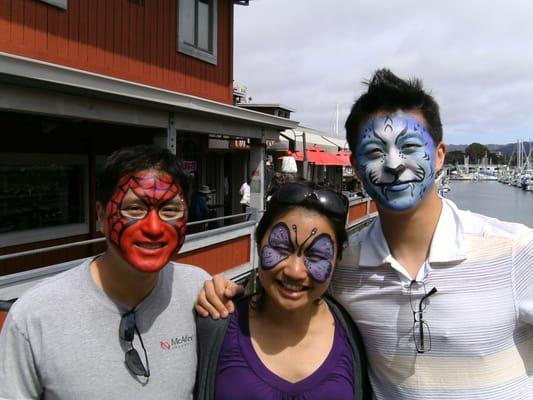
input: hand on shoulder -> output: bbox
[195,274,244,319]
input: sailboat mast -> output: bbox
[335,103,339,136]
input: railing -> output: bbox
[0,212,253,262]
[0,213,256,301]
[0,198,377,313]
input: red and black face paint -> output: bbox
[105,171,187,273]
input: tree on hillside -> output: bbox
[444,150,465,165]
[465,143,489,163]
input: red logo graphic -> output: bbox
[160,341,171,350]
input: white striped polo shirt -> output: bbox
[330,198,533,399]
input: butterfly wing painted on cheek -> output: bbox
[304,234,334,283]
[260,223,292,270]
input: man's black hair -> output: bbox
[345,68,443,154]
[96,144,190,206]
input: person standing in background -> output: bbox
[239,178,251,214]
[189,185,212,222]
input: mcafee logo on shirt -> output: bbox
[160,334,193,350]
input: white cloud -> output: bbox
[234,0,533,144]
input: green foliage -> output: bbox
[444,150,465,165]
[465,143,489,163]
[444,143,505,165]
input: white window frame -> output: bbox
[40,0,68,10]
[0,153,89,247]
[177,0,218,65]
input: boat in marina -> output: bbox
[476,173,498,181]
[450,171,476,180]
[522,175,533,191]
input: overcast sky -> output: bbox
[234,0,533,145]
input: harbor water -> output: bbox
[446,181,533,228]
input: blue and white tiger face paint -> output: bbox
[355,112,436,211]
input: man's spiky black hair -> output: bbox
[345,68,443,153]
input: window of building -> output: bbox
[275,109,290,119]
[0,154,88,247]
[40,0,68,10]
[177,0,218,64]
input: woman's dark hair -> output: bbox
[345,68,443,153]
[96,145,190,207]
[265,172,304,200]
[256,183,348,261]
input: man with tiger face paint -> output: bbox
[195,69,533,400]
[0,145,210,399]
[355,111,437,212]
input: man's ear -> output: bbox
[350,154,362,180]
[95,201,108,235]
[435,142,447,172]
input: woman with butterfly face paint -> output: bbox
[195,182,371,400]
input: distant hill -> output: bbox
[446,144,467,152]
[447,141,532,157]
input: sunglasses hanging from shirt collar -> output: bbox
[119,309,150,378]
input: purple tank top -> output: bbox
[214,298,354,400]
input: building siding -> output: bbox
[0,0,233,103]
[348,202,367,223]
[174,235,251,275]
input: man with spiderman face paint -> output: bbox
[0,145,210,400]
[105,171,187,273]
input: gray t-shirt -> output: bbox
[0,258,210,400]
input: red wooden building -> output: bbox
[0,0,299,287]
[0,2,377,330]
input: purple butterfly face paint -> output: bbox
[303,234,335,283]
[260,223,293,269]
[260,222,335,283]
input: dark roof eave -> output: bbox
[0,52,299,131]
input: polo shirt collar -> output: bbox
[359,198,468,267]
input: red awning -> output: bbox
[291,146,347,166]
[335,150,352,167]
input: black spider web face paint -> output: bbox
[259,222,334,282]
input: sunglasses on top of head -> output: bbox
[269,182,349,220]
